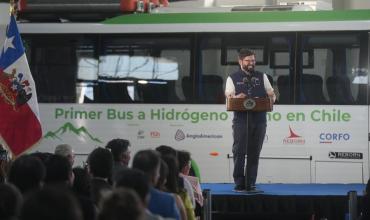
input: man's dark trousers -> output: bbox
[232,116,266,188]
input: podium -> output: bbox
[227,97,273,112]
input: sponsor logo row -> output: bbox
[137,126,351,145]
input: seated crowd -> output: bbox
[0,140,203,220]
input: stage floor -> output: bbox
[200,183,366,220]
[201,183,365,196]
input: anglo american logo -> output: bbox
[174,129,223,141]
[283,126,305,145]
[175,129,186,141]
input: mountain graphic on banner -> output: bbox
[44,122,102,143]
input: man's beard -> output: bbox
[242,64,255,73]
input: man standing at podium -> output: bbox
[225,49,276,192]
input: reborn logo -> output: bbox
[283,126,305,145]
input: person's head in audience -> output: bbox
[155,145,177,157]
[114,168,150,207]
[72,167,91,197]
[155,159,168,191]
[45,154,74,186]
[8,155,46,194]
[87,147,113,180]
[105,139,131,167]
[30,152,53,166]
[177,150,192,176]
[20,186,82,220]
[132,150,161,186]
[55,144,75,166]
[0,145,10,183]
[0,183,23,220]
[98,188,145,220]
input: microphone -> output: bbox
[242,77,250,84]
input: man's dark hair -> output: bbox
[105,139,130,162]
[98,188,144,220]
[8,155,46,194]
[132,150,160,176]
[155,145,177,157]
[238,49,255,60]
[87,147,113,179]
[177,150,191,171]
[0,183,22,219]
[20,186,82,220]
[114,168,149,203]
[45,154,72,184]
[72,167,91,197]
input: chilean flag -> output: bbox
[0,16,42,157]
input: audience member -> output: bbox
[30,152,53,166]
[73,166,92,198]
[20,186,83,220]
[156,146,195,209]
[156,145,177,157]
[0,145,10,183]
[87,147,113,206]
[8,154,45,195]
[105,138,131,181]
[55,144,75,166]
[162,155,196,220]
[177,150,203,217]
[44,155,97,220]
[132,149,180,220]
[115,168,165,220]
[44,154,74,185]
[361,178,370,220]
[0,183,23,220]
[98,188,145,220]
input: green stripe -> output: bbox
[103,9,370,24]
[191,159,201,182]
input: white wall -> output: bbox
[0,3,10,49]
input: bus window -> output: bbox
[98,36,191,103]
[25,36,78,103]
[301,33,367,105]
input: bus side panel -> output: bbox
[35,103,368,183]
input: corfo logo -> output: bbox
[319,133,350,144]
[283,126,305,145]
[328,151,363,159]
[174,129,223,141]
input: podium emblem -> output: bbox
[243,98,256,110]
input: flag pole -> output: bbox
[9,0,15,16]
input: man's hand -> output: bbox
[234,93,247,98]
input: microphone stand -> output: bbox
[244,78,251,191]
